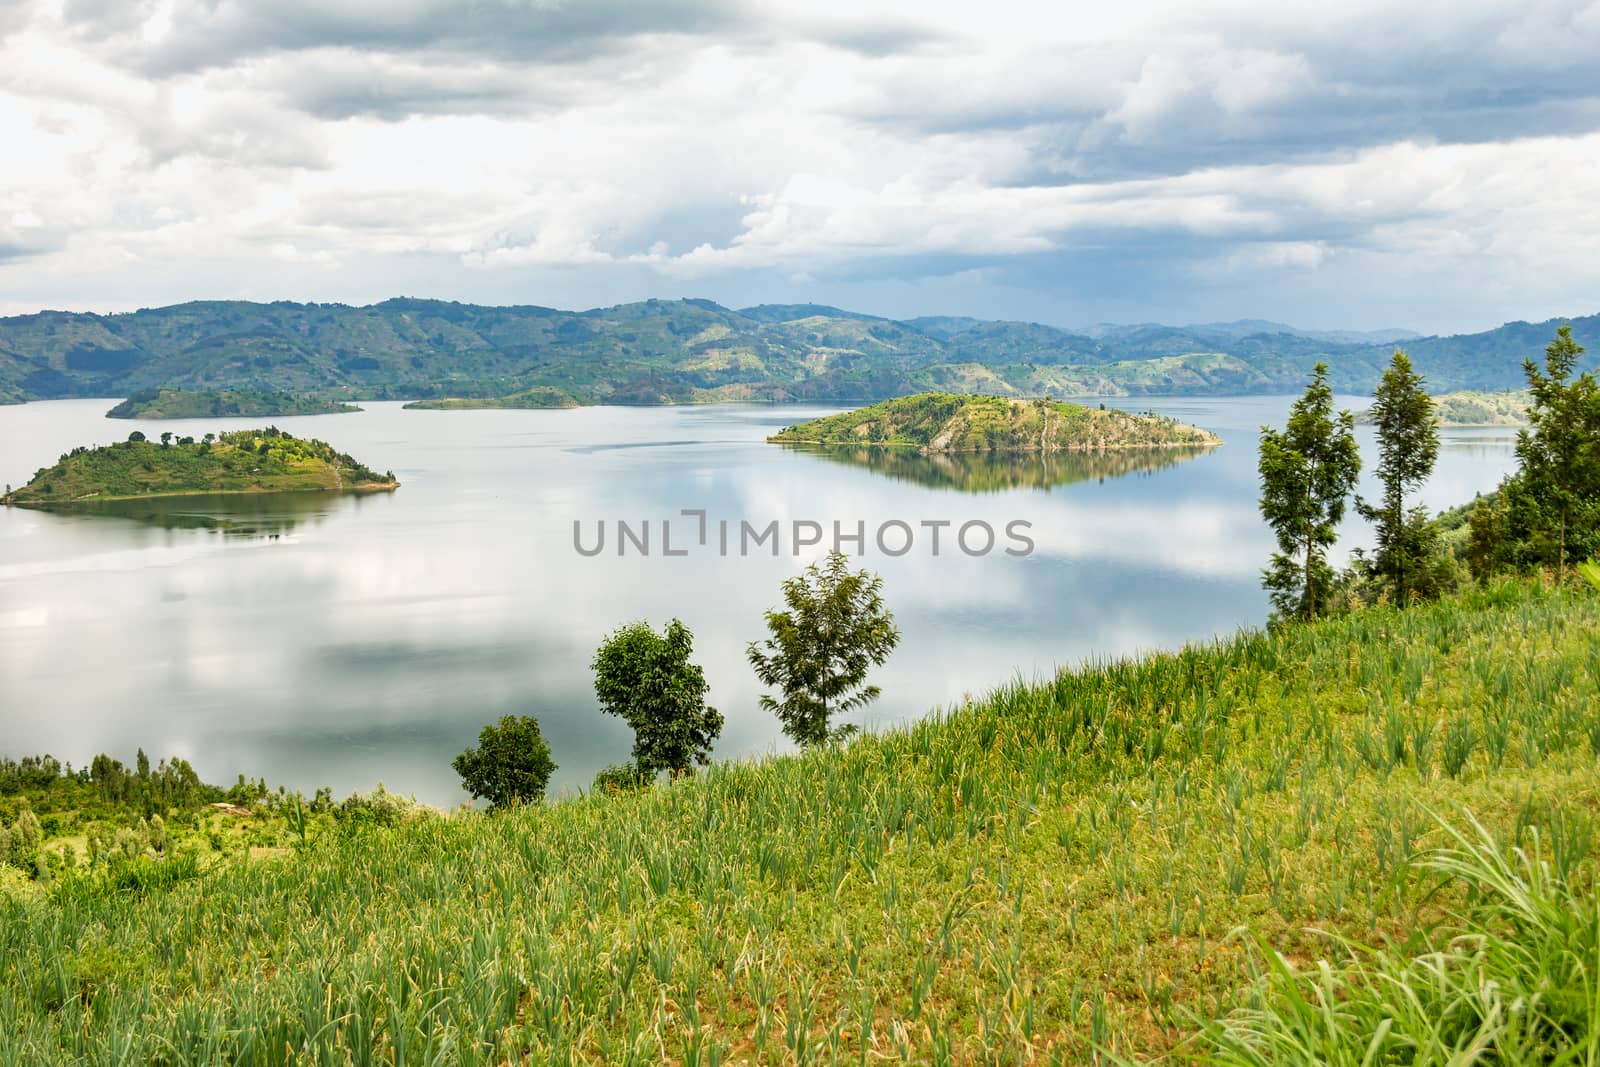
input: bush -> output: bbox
[591,762,649,795]
[451,716,557,809]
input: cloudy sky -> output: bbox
[2,0,1598,332]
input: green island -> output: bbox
[769,392,1221,453]
[1357,388,1530,426]
[0,428,397,506]
[105,388,360,419]
[2,579,1598,1062]
[403,385,579,410]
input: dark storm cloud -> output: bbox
[64,0,751,75]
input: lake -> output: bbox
[0,397,1519,804]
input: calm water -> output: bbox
[0,397,1518,803]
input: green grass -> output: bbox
[2,579,1599,1064]
[2,429,397,505]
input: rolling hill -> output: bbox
[0,298,1592,407]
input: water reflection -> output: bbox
[44,492,345,540]
[781,443,1219,492]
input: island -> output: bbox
[1357,389,1529,427]
[1,427,398,506]
[769,393,1221,454]
[106,388,361,419]
[403,386,579,410]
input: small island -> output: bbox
[404,386,579,410]
[769,393,1221,454]
[1357,389,1529,427]
[2,427,398,506]
[107,388,361,419]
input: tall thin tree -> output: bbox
[1258,363,1362,621]
[1357,350,1439,604]
[1515,324,1600,571]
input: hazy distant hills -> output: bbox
[0,297,1591,406]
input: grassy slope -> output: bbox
[3,581,1598,1063]
[1356,389,1531,427]
[105,389,360,419]
[770,393,1221,453]
[2,431,397,505]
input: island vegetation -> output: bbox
[0,427,397,506]
[105,387,360,419]
[769,392,1220,454]
[403,386,579,410]
[1357,388,1530,426]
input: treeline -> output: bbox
[1258,323,1599,620]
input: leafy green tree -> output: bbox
[451,715,557,809]
[747,550,901,747]
[160,431,172,447]
[592,619,722,778]
[1258,363,1362,621]
[1357,351,1441,604]
[127,431,146,442]
[1511,324,1600,571]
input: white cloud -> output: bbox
[1,0,1598,328]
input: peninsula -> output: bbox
[106,388,360,419]
[769,393,1220,454]
[403,386,579,410]
[2,428,398,506]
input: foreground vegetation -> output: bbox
[105,388,360,419]
[1,428,397,505]
[2,578,1598,1063]
[770,393,1219,454]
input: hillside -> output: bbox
[1,428,398,505]
[403,386,579,410]
[105,388,360,419]
[1356,389,1530,426]
[0,298,1592,406]
[2,581,1597,1063]
[769,393,1221,453]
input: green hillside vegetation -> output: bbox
[1,428,397,506]
[403,385,579,410]
[2,580,1598,1063]
[769,393,1220,454]
[105,388,360,419]
[0,297,1593,405]
[1357,389,1530,426]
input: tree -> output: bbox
[128,431,146,442]
[1356,350,1441,604]
[451,715,557,808]
[1512,324,1600,571]
[1258,363,1362,622]
[747,550,901,747]
[592,619,722,778]
[160,431,172,447]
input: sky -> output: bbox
[2,0,1599,334]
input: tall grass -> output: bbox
[1,578,1597,1064]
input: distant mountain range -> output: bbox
[0,298,1591,406]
